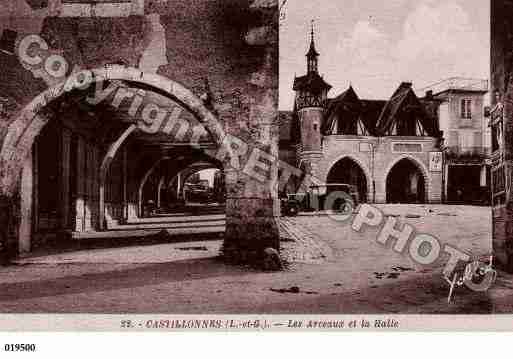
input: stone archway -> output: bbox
[0,65,231,259]
[137,156,171,218]
[325,156,372,203]
[0,65,229,197]
[385,156,428,204]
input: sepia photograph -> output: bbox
[0,0,512,336]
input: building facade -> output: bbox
[422,78,490,204]
[280,29,444,204]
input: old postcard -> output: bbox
[0,0,511,335]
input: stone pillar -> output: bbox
[60,127,72,229]
[480,165,487,186]
[74,136,85,232]
[157,176,165,208]
[92,144,100,230]
[122,147,128,223]
[0,195,18,265]
[33,140,39,233]
[374,175,387,204]
[222,1,281,269]
[491,0,513,272]
[83,141,94,231]
[18,149,33,255]
[176,172,181,200]
[443,162,449,203]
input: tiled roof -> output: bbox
[375,82,439,136]
[360,100,386,136]
[283,82,442,140]
[323,86,361,133]
[375,82,413,134]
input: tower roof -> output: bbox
[293,72,331,93]
[293,20,331,93]
[306,20,320,58]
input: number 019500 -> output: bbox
[4,344,36,352]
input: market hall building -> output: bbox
[279,28,445,204]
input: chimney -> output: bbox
[425,90,433,99]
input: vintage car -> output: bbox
[281,183,359,216]
[280,193,303,216]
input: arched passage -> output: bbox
[386,158,426,203]
[0,66,230,255]
[0,65,229,196]
[138,158,223,216]
[138,157,171,217]
[326,157,369,203]
[180,166,223,206]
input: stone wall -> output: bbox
[491,0,513,272]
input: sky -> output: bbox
[279,0,490,110]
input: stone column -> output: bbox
[60,127,71,229]
[491,0,513,272]
[74,136,85,232]
[480,165,487,187]
[0,195,18,265]
[18,149,33,255]
[222,0,281,269]
[176,172,181,200]
[374,174,387,204]
[33,140,39,233]
[443,162,449,203]
[157,176,165,209]
[122,147,128,223]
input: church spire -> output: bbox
[306,20,319,74]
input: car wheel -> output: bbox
[288,203,299,216]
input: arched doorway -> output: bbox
[140,157,224,216]
[327,157,368,203]
[180,167,224,207]
[386,158,426,203]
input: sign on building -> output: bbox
[429,151,443,172]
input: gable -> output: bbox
[323,86,363,135]
[376,85,437,136]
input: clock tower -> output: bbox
[292,22,331,177]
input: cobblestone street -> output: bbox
[1,205,511,314]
